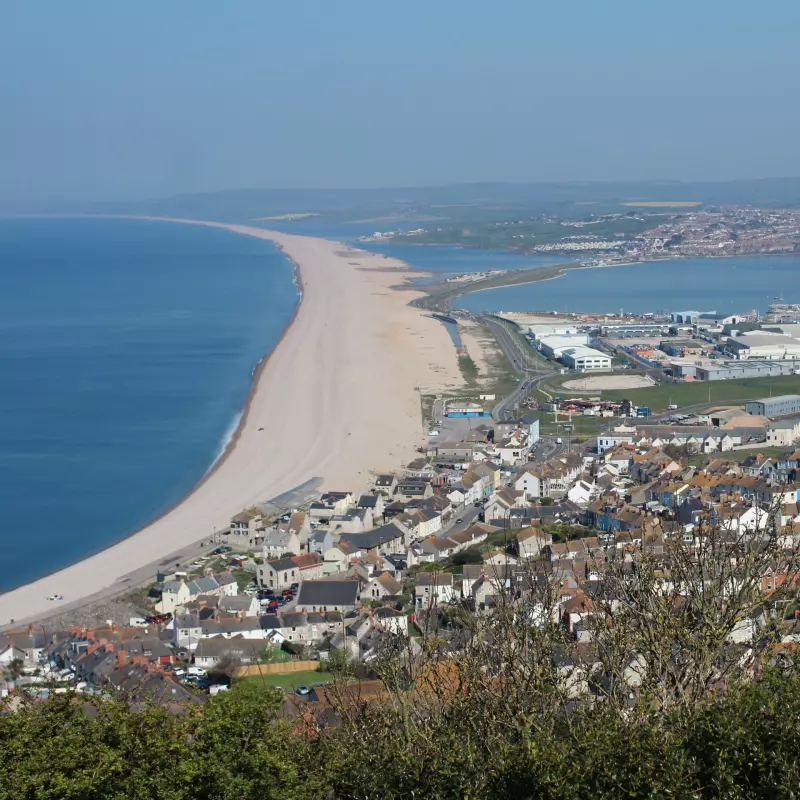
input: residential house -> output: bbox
[276,511,312,551]
[483,549,518,566]
[360,572,403,602]
[218,595,260,617]
[230,508,261,536]
[339,522,407,555]
[172,613,203,649]
[394,480,433,503]
[517,526,548,559]
[294,580,360,613]
[323,539,361,575]
[193,638,261,669]
[257,552,324,590]
[484,488,524,520]
[200,617,269,640]
[415,573,455,608]
[567,479,598,506]
[370,607,408,636]
[357,494,385,521]
[330,507,374,535]
[154,580,191,615]
[373,474,398,495]
[261,529,301,560]
[309,491,356,521]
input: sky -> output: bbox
[2,0,799,203]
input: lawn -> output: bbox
[238,669,334,690]
[552,375,800,412]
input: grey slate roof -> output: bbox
[340,523,404,551]
[296,580,360,608]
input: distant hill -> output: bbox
[15,177,800,225]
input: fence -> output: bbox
[235,660,321,678]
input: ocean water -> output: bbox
[454,255,800,316]
[0,217,297,591]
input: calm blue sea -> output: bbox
[0,218,297,591]
[454,255,800,316]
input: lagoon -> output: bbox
[454,255,800,315]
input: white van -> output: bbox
[187,666,207,678]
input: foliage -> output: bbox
[0,686,323,800]
[258,643,287,664]
[5,510,800,798]
[450,546,483,566]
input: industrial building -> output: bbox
[695,361,800,381]
[597,321,672,337]
[745,395,800,418]
[560,346,612,371]
[695,312,754,329]
[536,333,590,359]
[671,310,717,324]
[726,332,800,361]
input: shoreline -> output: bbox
[0,226,303,599]
[0,218,462,628]
[446,251,796,310]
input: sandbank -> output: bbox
[0,220,461,627]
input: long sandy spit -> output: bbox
[0,220,461,627]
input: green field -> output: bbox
[551,374,800,412]
[238,669,334,690]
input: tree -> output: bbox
[450,547,483,566]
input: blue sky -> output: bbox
[2,0,799,202]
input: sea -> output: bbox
[0,217,297,591]
[453,255,800,316]
[5,216,799,593]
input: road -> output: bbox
[444,504,483,535]
[477,315,559,422]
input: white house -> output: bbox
[415,573,455,608]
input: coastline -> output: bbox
[445,251,794,309]
[0,219,462,628]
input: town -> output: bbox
[363,205,800,262]
[5,371,800,718]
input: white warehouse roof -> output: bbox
[561,346,610,361]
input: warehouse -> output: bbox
[745,395,800,417]
[726,332,800,361]
[695,361,800,381]
[536,333,590,359]
[560,346,612,371]
[597,322,671,337]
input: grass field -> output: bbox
[550,374,800,412]
[238,669,334,690]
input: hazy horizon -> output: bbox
[3,0,799,204]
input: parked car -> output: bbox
[281,589,293,597]
[296,685,310,696]
[145,613,172,624]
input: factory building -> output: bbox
[536,333,590,359]
[726,332,800,361]
[560,346,612,371]
[695,361,800,381]
[745,395,800,418]
[597,322,672,337]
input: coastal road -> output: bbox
[477,314,561,422]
